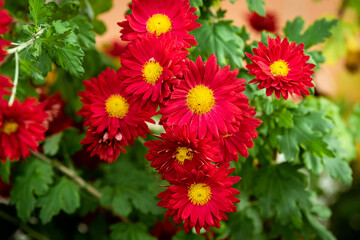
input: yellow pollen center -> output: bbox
[175,147,193,165]
[146,14,172,36]
[142,59,163,85]
[269,59,290,76]
[188,183,212,206]
[3,121,19,135]
[187,85,215,114]
[105,94,129,118]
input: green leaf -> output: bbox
[230,0,238,3]
[19,58,44,84]
[283,17,304,43]
[110,222,156,240]
[276,108,294,128]
[38,177,80,224]
[92,19,107,35]
[10,158,54,221]
[100,159,164,217]
[277,107,334,161]
[302,210,336,240]
[29,0,52,26]
[0,159,11,184]
[323,155,352,184]
[49,1,81,21]
[87,0,112,16]
[41,21,85,78]
[191,20,245,68]
[71,16,96,50]
[246,0,265,16]
[284,17,338,48]
[254,163,311,225]
[59,128,85,157]
[43,132,63,156]
[47,43,84,78]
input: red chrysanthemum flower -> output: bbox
[157,165,240,234]
[80,127,126,163]
[144,124,220,180]
[118,0,200,48]
[105,40,127,58]
[39,93,73,136]
[160,54,248,140]
[246,36,316,99]
[77,67,153,146]
[0,75,11,98]
[120,32,188,108]
[0,38,10,63]
[248,11,277,33]
[218,107,262,165]
[0,98,48,162]
[0,0,12,35]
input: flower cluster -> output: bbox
[77,0,261,233]
[78,0,316,234]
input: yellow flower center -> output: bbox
[187,85,215,114]
[105,94,129,118]
[269,59,290,76]
[175,147,193,165]
[188,183,212,206]
[142,59,163,85]
[146,14,172,36]
[3,121,19,135]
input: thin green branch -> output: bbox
[30,151,130,223]
[8,50,19,106]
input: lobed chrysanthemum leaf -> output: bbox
[284,17,338,48]
[10,157,54,222]
[191,20,245,68]
[29,0,52,26]
[38,177,80,224]
[254,163,311,225]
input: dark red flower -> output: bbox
[248,11,277,33]
[160,54,248,140]
[150,219,180,240]
[157,165,240,234]
[0,38,10,63]
[120,32,188,108]
[246,36,316,99]
[0,75,11,98]
[0,98,48,162]
[0,0,12,35]
[80,127,126,163]
[118,0,200,48]
[144,124,220,180]
[39,93,73,136]
[105,40,128,58]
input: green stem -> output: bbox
[8,50,19,106]
[0,209,49,240]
